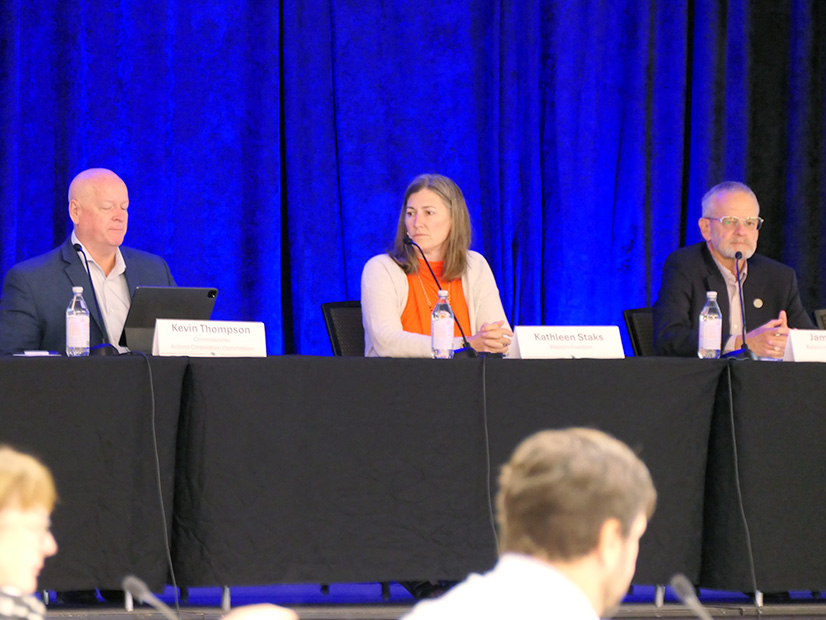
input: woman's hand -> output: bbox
[469,320,513,354]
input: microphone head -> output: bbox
[669,573,698,602]
[73,243,83,252]
[734,251,743,260]
[403,235,413,245]
[122,574,151,599]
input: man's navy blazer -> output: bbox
[653,242,814,356]
[0,238,175,354]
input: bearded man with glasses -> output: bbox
[653,181,814,358]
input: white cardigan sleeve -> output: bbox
[361,254,433,357]
[361,252,510,357]
[464,251,511,333]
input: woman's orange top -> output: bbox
[401,260,471,337]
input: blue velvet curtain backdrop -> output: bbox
[1,0,824,355]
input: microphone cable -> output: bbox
[133,351,181,612]
[479,355,498,550]
[724,361,760,611]
[403,236,474,352]
[723,252,756,360]
[72,244,110,346]
[734,253,752,357]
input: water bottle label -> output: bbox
[432,317,453,349]
[699,318,721,348]
[67,314,90,347]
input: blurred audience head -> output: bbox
[0,446,58,593]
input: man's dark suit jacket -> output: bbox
[0,238,176,354]
[653,242,814,357]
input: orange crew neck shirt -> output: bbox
[401,260,470,337]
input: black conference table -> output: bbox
[0,356,187,591]
[172,356,722,587]
[1,355,825,593]
[701,361,826,592]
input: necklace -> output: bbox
[417,272,450,310]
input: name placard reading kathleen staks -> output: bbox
[783,330,826,362]
[509,326,624,359]
[153,319,267,357]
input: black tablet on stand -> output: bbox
[119,286,218,353]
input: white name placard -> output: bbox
[508,326,624,359]
[153,319,267,357]
[783,330,826,362]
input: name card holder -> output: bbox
[783,330,826,362]
[509,326,624,359]
[153,319,267,357]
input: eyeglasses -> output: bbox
[704,216,764,230]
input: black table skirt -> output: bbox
[483,357,722,585]
[701,361,826,591]
[173,357,723,586]
[173,357,496,585]
[0,356,187,591]
[3,355,825,591]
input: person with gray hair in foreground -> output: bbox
[401,428,657,620]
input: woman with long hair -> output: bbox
[361,173,511,357]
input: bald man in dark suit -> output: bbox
[0,169,174,355]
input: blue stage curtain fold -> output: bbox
[1,0,824,355]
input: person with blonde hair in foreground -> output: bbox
[0,449,298,620]
[223,603,297,620]
[401,428,657,620]
[0,446,58,620]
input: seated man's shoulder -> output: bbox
[747,252,795,276]
[665,242,705,265]
[403,577,553,620]
[4,245,65,278]
[116,246,175,287]
[120,245,167,263]
[402,575,496,619]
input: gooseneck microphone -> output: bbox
[73,243,119,356]
[403,235,476,357]
[670,574,714,620]
[122,575,179,620]
[722,251,756,360]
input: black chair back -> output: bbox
[815,309,826,330]
[623,308,655,356]
[321,301,365,356]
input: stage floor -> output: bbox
[41,585,826,620]
[41,602,826,620]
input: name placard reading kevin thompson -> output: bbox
[153,319,267,357]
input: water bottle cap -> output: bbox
[438,290,449,297]
[706,291,717,299]
[72,286,83,293]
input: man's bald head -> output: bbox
[68,168,129,267]
[68,168,126,203]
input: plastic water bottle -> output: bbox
[431,290,455,359]
[698,291,722,359]
[66,286,90,357]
